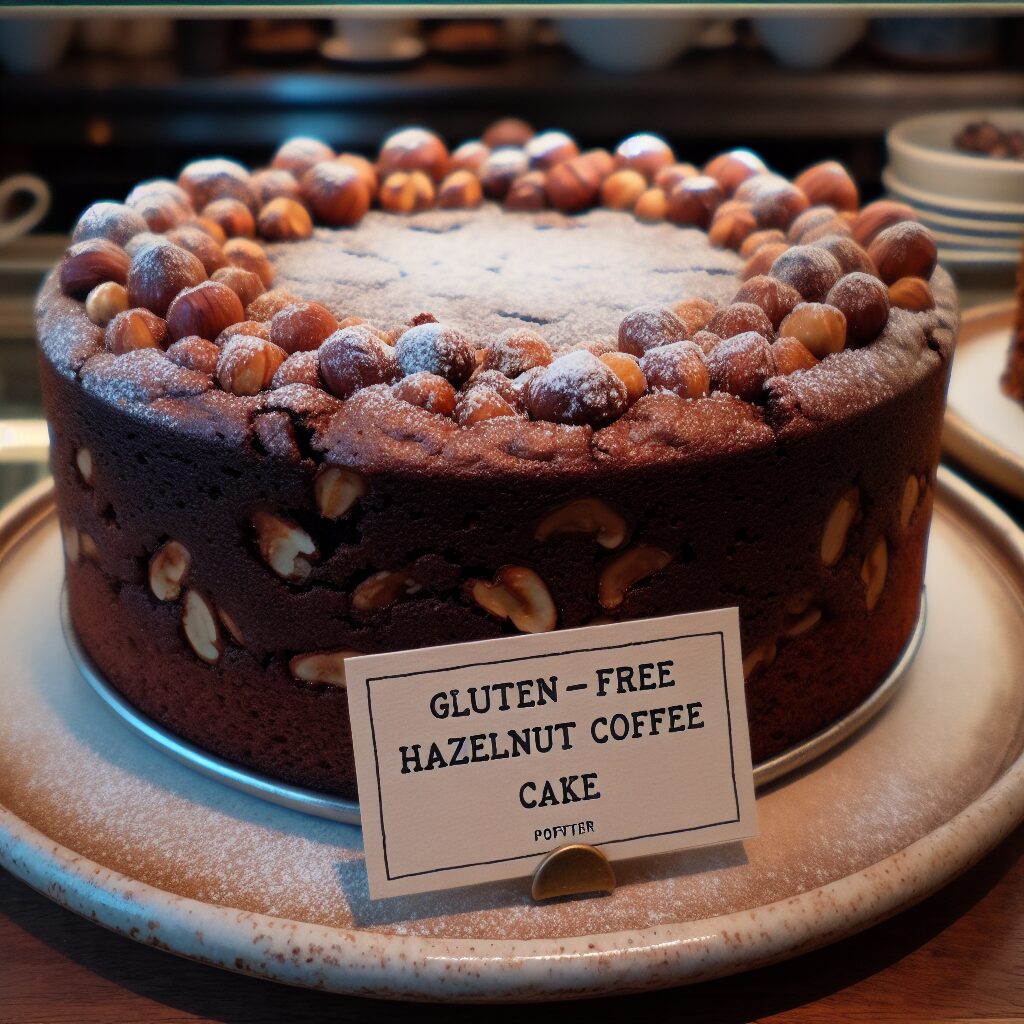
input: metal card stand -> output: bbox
[531,844,616,901]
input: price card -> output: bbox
[346,608,757,899]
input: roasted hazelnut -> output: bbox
[456,386,520,425]
[217,319,270,345]
[690,330,722,355]
[852,200,918,247]
[861,537,888,611]
[639,340,709,399]
[269,301,338,354]
[772,336,819,375]
[378,127,449,181]
[438,169,484,209]
[706,331,776,402]
[85,281,129,327]
[733,276,802,330]
[352,570,422,612]
[742,241,790,281]
[787,206,845,243]
[822,488,859,566]
[526,350,627,427]
[250,168,302,206]
[867,222,938,285]
[223,238,274,287]
[545,157,601,213]
[125,180,193,232]
[471,565,557,633]
[165,225,227,275]
[601,168,648,210]
[72,201,148,247]
[216,335,286,395]
[826,273,890,345]
[252,508,317,582]
[671,297,718,334]
[104,307,169,354]
[301,162,371,226]
[525,130,579,170]
[270,136,335,178]
[482,117,534,149]
[799,218,853,245]
[708,301,773,341]
[394,322,475,384]
[633,187,668,222]
[580,149,616,180]
[769,244,843,302]
[709,202,757,248]
[272,350,320,389]
[740,228,786,258]
[599,351,647,404]
[59,238,130,299]
[257,196,314,242]
[447,139,491,175]
[480,147,529,199]
[125,239,207,316]
[149,540,191,601]
[319,326,400,398]
[166,280,245,342]
[614,133,675,179]
[888,276,935,312]
[618,305,690,357]
[793,161,859,212]
[392,371,457,415]
[535,498,628,550]
[315,465,367,520]
[246,288,301,322]
[166,335,221,374]
[505,171,548,211]
[481,328,553,377]
[211,266,265,309]
[191,216,228,245]
[666,176,723,228]
[201,198,255,239]
[336,153,379,196]
[778,302,847,358]
[178,157,256,212]
[813,234,876,276]
[654,163,700,192]
[598,545,673,610]
[900,474,921,532]
[182,590,222,664]
[703,149,768,196]
[380,170,435,214]
[746,178,810,231]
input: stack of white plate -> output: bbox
[884,109,1024,272]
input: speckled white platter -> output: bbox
[1,469,1023,1002]
[944,303,1024,501]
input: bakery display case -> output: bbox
[1,5,1022,1020]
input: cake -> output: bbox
[36,124,959,800]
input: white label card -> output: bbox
[345,608,757,899]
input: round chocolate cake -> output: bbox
[37,125,959,799]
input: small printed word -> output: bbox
[534,820,596,843]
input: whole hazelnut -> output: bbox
[380,170,436,214]
[126,239,208,317]
[216,335,286,395]
[867,222,938,285]
[246,288,301,322]
[852,200,918,247]
[744,178,810,231]
[691,329,723,355]
[599,351,647,404]
[787,205,844,243]
[614,133,675,180]
[505,171,548,211]
[257,197,314,241]
[618,305,690,357]
[223,238,274,287]
[706,331,776,402]
[336,153,379,196]
[394,322,475,385]
[392,371,458,415]
[526,350,627,427]
[703,149,767,196]
[447,140,491,175]
[666,176,723,228]
[654,163,700,192]
[378,127,449,181]
[769,244,843,302]
[167,226,229,277]
[166,280,245,342]
[634,187,668,222]
[733,276,802,330]
[481,328,553,377]
[72,201,148,248]
[216,320,270,345]
[778,302,848,359]
[59,238,130,299]
[482,118,534,150]
[708,202,757,249]
[813,234,876,276]
[191,216,228,245]
[456,384,521,425]
[772,337,819,375]
[888,276,935,312]
[639,341,710,399]
[85,281,130,327]
[601,168,648,211]
[178,157,257,212]
[708,301,774,341]
[580,149,616,180]
[480,148,529,199]
[525,130,579,170]
[269,301,338,354]
[739,228,786,259]
[201,198,256,239]
[166,335,221,374]
[125,180,193,232]
[125,232,165,259]
[271,137,335,178]
[250,168,303,206]
[826,273,890,345]
[104,308,169,354]
[545,157,601,213]
[301,162,371,226]
[272,350,321,389]
[742,241,790,281]
[319,326,400,398]
[671,297,718,335]
[793,161,859,212]
[799,218,853,245]
[211,266,266,308]
[438,169,484,209]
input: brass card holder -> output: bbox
[531,844,616,901]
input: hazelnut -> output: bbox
[270,136,335,178]
[867,222,937,285]
[182,590,223,664]
[671,297,718,334]
[525,130,579,170]
[743,639,777,678]
[772,336,819,375]
[336,153,379,196]
[447,139,491,175]
[580,149,616,180]
[900,473,921,532]
[742,241,790,281]
[104,308,169,354]
[79,531,99,563]
[482,117,534,149]
[166,280,245,343]
[59,238,130,300]
[217,319,270,345]
[618,305,689,357]
[821,488,859,566]
[319,326,400,398]
[352,570,422,612]
[126,180,193,232]
[691,330,723,356]
[252,507,317,582]
[177,157,256,213]
[799,219,854,246]
[852,200,918,247]
[707,332,776,402]
[708,301,773,341]
[269,301,338,354]
[85,281,129,327]
[392,371,458,415]
[666,176,723,228]
[191,216,228,245]
[599,351,647,404]
[733,276,802,330]
[72,201,148,248]
[481,328,553,377]
[769,244,843,302]
[826,273,890,346]
[740,228,786,258]
[703,149,767,196]
[394,322,475,384]
[302,162,371,225]
[201,198,255,239]
[257,197,314,241]
[633,187,668,223]
[781,592,822,638]
[736,174,810,230]
[315,465,368,519]
[793,161,859,212]
[165,225,227,276]
[861,537,888,611]
[378,127,449,181]
[223,238,274,287]
[639,341,710,399]
[380,170,435,214]
[505,171,548,212]
[218,608,244,646]
[456,387,520,425]
[778,302,847,359]
[289,649,360,688]
[888,276,935,312]
[471,565,557,633]
[149,540,191,601]
[601,168,648,211]
[787,206,845,243]
[526,350,627,427]
[61,521,80,564]
[535,498,628,550]
[614,133,674,179]
[246,288,300,322]
[814,234,877,276]
[272,350,320,389]
[654,163,700,191]
[126,239,207,317]
[438,169,483,209]
[250,168,302,206]
[211,266,266,308]
[216,335,286,395]
[75,447,93,485]
[480,148,529,199]
[708,203,758,249]
[598,545,673,610]
[545,157,601,213]
[166,336,221,374]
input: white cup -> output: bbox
[0,174,51,247]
